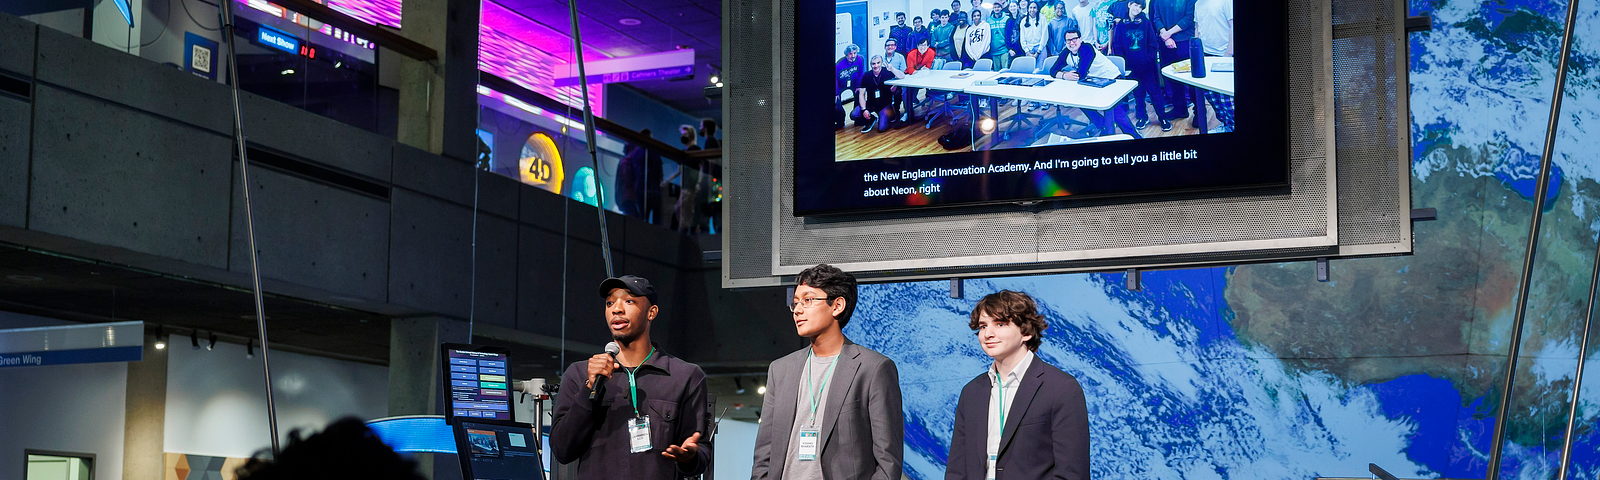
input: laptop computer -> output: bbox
[453,418,546,480]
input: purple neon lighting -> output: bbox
[480,0,606,115]
[236,0,382,49]
[238,0,401,29]
[327,0,402,29]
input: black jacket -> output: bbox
[1150,0,1197,42]
[1112,12,1159,65]
[550,347,713,480]
[1048,42,1101,79]
[945,357,1090,480]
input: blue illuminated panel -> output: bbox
[256,25,300,54]
[448,349,511,420]
[368,416,456,454]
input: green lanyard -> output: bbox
[623,347,657,418]
[994,366,1009,436]
[805,349,839,426]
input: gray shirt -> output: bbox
[781,353,838,480]
[1044,16,1078,57]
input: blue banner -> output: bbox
[0,345,143,368]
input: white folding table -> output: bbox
[1160,56,1235,133]
[886,70,1000,129]
[962,73,1138,147]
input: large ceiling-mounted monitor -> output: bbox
[724,0,1413,285]
[794,0,1287,215]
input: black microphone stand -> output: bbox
[538,382,559,480]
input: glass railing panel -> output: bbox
[2,0,395,137]
[478,82,722,235]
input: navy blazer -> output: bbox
[945,356,1090,480]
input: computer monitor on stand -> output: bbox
[441,344,513,423]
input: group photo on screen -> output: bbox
[467,429,502,457]
[832,0,1235,162]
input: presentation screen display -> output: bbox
[454,420,545,480]
[796,0,1288,214]
[442,345,512,422]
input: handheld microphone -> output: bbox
[589,342,622,400]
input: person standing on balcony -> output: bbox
[699,118,721,149]
[615,140,647,217]
[679,125,701,151]
[642,129,664,225]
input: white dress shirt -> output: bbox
[986,349,1035,480]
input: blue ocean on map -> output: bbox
[848,269,1599,479]
[830,0,1600,476]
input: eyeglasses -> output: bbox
[790,297,832,311]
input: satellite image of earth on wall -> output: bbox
[842,0,1600,477]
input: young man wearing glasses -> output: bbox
[945,290,1088,480]
[550,275,712,480]
[751,264,904,480]
[1049,27,1138,138]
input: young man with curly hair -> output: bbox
[751,264,904,480]
[945,290,1089,480]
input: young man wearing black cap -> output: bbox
[750,264,904,480]
[550,275,713,480]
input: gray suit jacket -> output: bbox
[750,338,904,480]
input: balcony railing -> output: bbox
[479,72,723,235]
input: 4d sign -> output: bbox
[519,132,565,194]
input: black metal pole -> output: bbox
[565,0,615,278]
[1485,0,1582,475]
[1560,228,1599,480]
[218,0,281,456]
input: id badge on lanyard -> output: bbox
[986,453,997,480]
[797,429,820,461]
[797,350,838,463]
[623,347,658,454]
[629,415,653,453]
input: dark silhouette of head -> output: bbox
[235,418,426,480]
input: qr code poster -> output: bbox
[191,44,212,74]
[184,32,219,80]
